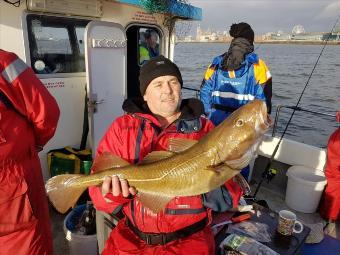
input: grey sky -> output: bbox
[189,0,340,34]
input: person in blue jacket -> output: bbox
[200,22,272,179]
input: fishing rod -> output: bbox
[252,15,340,199]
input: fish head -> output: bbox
[214,100,272,166]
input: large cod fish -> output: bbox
[46,100,271,214]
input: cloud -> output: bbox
[189,0,338,33]
[316,2,340,19]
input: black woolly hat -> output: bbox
[229,22,254,44]
[139,55,183,95]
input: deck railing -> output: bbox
[272,105,337,137]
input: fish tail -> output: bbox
[45,174,87,214]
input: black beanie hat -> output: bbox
[229,22,254,44]
[139,55,183,95]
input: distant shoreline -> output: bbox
[177,40,340,45]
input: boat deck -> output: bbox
[254,185,324,226]
[51,206,69,255]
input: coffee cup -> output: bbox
[277,210,303,236]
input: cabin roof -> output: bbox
[116,0,202,20]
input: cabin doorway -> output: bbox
[126,25,162,98]
[85,21,127,153]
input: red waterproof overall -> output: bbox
[320,128,340,221]
[0,50,60,254]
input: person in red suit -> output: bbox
[0,49,60,254]
[89,56,243,255]
[320,126,340,222]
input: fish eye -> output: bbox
[236,119,244,127]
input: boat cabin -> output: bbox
[0,0,202,180]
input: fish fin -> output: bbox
[205,165,222,174]
[206,164,240,175]
[206,163,240,186]
[224,151,252,169]
[139,151,175,165]
[45,174,86,214]
[91,152,130,173]
[224,142,259,169]
[137,192,173,213]
[168,138,198,153]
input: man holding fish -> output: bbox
[46,56,270,254]
[91,55,235,254]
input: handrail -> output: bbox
[182,86,199,92]
[182,86,200,98]
[272,105,337,137]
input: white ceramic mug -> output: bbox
[277,210,303,236]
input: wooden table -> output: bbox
[215,203,311,255]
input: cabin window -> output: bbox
[34,27,72,55]
[26,14,90,74]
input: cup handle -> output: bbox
[293,220,304,234]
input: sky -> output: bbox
[188,0,340,34]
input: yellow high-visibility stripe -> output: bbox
[254,59,270,85]
[204,65,215,80]
[139,46,150,64]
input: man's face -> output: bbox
[143,75,182,118]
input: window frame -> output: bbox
[125,23,164,98]
[23,12,91,78]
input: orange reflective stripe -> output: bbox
[228,70,236,78]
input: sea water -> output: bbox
[175,43,340,148]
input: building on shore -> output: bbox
[268,31,291,41]
[176,24,340,43]
[195,24,231,42]
[322,26,340,41]
[266,25,337,42]
[292,33,323,41]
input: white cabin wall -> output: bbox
[39,77,87,181]
[0,2,26,60]
[102,1,148,26]
[0,3,88,181]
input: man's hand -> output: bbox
[102,176,137,200]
